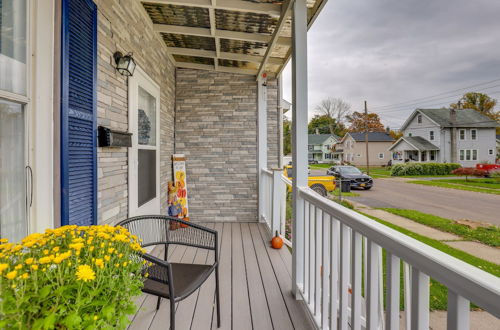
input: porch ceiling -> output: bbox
[141,0,328,77]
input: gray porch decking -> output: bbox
[128,222,315,330]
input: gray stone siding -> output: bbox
[266,79,280,168]
[95,0,175,224]
[175,69,279,222]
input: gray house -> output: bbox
[308,133,339,163]
[390,108,498,166]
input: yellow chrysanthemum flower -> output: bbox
[14,264,22,270]
[39,256,53,264]
[76,265,95,282]
[0,263,8,273]
[104,255,111,261]
[94,258,104,269]
[31,265,39,270]
[6,270,17,280]
[0,238,8,243]
[25,258,34,265]
[21,273,29,279]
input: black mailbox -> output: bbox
[98,126,132,147]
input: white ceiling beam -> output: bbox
[142,0,282,16]
[166,46,285,65]
[257,0,293,78]
[154,24,291,45]
[175,61,258,76]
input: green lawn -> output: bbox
[330,188,360,197]
[309,164,331,169]
[409,180,500,195]
[358,167,392,178]
[380,208,500,247]
[361,212,500,310]
[428,178,500,190]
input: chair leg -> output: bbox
[170,299,176,330]
[156,296,161,310]
[215,265,221,328]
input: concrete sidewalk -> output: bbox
[349,200,500,265]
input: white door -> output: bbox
[128,68,161,216]
[0,0,31,242]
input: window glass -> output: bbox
[378,153,384,159]
[0,99,26,242]
[466,150,471,161]
[471,129,477,140]
[0,0,27,95]
[429,131,434,140]
[138,149,156,206]
[138,87,156,146]
[472,150,477,161]
[459,130,466,140]
[459,150,464,161]
[417,114,422,124]
[489,149,493,155]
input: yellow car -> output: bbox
[283,165,336,197]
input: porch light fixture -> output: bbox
[113,52,136,76]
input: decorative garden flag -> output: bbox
[172,154,189,219]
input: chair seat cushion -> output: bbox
[142,263,214,301]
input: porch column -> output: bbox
[291,0,308,298]
[257,75,268,222]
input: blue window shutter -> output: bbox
[60,0,98,226]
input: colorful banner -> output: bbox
[168,154,189,220]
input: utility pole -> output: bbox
[364,101,370,175]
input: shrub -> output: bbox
[451,167,489,180]
[0,225,145,329]
[390,162,461,176]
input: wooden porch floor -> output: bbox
[128,222,315,330]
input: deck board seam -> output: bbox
[239,222,255,330]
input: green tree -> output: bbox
[283,117,291,155]
[308,115,346,135]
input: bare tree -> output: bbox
[314,97,351,134]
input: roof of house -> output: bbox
[345,132,394,142]
[402,108,498,130]
[308,134,338,145]
[389,136,439,151]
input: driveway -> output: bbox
[345,178,500,226]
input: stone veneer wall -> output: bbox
[175,69,279,222]
[95,0,175,224]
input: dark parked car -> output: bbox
[308,159,319,164]
[326,165,373,190]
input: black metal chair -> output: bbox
[116,215,220,330]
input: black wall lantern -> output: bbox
[113,51,136,76]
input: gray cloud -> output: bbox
[282,0,500,128]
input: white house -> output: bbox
[390,108,498,166]
[307,133,339,163]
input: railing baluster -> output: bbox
[366,240,380,330]
[351,231,362,330]
[309,204,315,305]
[386,253,400,330]
[321,213,330,329]
[304,201,309,297]
[339,223,350,330]
[315,208,322,316]
[447,291,470,330]
[330,219,340,330]
[404,262,411,329]
[411,267,430,330]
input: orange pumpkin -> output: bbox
[180,217,190,228]
[271,231,283,249]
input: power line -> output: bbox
[370,78,500,110]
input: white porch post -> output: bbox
[291,0,308,298]
[257,75,268,222]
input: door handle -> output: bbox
[26,165,33,207]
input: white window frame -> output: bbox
[429,130,434,141]
[417,114,422,124]
[472,149,478,161]
[459,129,466,140]
[489,149,494,155]
[470,129,477,140]
[378,153,384,159]
[459,150,465,161]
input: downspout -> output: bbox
[278,74,284,168]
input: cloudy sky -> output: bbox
[281,0,500,129]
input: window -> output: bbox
[417,114,422,124]
[356,154,361,157]
[429,131,434,141]
[489,149,494,155]
[408,133,412,137]
[459,129,466,140]
[465,150,471,161]
[308,145,313,151]
[430,150,436,161]
[378,153,384,159]
[470,129,477,140]
[459,150,465,161]
[472,150,478,161]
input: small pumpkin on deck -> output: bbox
[271,231,284,249]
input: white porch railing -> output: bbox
[259,168,500,330]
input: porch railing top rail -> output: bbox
[298,186,500,318]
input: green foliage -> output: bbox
[283,117,291,155]
[0,225,145,329]
[381,208,500,247]
[390,162,461,176]
[409,180,500,195]
[308,114,346,136]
